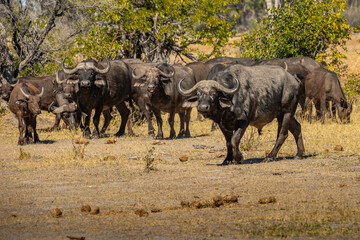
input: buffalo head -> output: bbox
[133,63,175,95]
[0,76,16,101]
[61,58,110,88]
[338,99,353,124]
[18,83,44,116]
[178,73,239,117]
[50,92,78,129]
[55,71,77,98]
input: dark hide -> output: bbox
[180,64,304,165]
[133,63,196,139]
[60,59,132,139]
[8,82,43,145]
[305,68,352,123]
[17,75,78,130]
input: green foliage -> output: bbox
[238,0,351,67]
[343,73,360,100]
[73,0,239,61]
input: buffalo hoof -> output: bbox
[221,159,241,165]
[294,155,303,160]
[155,135,163,140]
[263,157,276,163]
[92,134,100,139]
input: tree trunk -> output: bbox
[265,0,273,10]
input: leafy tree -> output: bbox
[0,0,67,81]
[238,0,351,69]
[72,0,239,62]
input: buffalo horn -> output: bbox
[178,77,240,96]
[55,71,67,84]
[20,86,30,99]
[93,59,110,74]
[61,57,80,75]
[52,105,65,114]
[37,87,44,97]
[159,67,175,79]
[132,68,146,80]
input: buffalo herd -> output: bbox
[0,56,354,164]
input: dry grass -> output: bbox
[0,106,360,239]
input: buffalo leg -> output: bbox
[32,117,39,143]
[51,115,61,131]
[126,102,134,136]
[115,101,129,137]
[168,111,176,139]
[17,113,26,145]
[306,98,313,123]
[230,120,248,164]
[265,113,291,162]
[184,108,191,137]
[25,118,34,144]
[219,124,233,164]
[82,110,91,139]
[100,109,112,135]
[144,105,155,137]
[153,108,163,139]
[177,112,185,138]
[319,97,327,124]
[289,117,304,159]
[92,106,102,139]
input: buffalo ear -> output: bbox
[94,79,106,88]
[219,97,232,108]
[134,79,147,87]
[182,95,198,108]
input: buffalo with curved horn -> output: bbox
[178,63,305,165]
[130,62,196,139]
[8,82,43,144]
[58,58,132,139]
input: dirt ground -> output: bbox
[0,106,360,239]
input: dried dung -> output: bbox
[151,208,162,213]
[135,209,149,217]
[223,195,238,203]
[258,196,276,204]
[90,207,100,215]
[75,137,89,145]
[179,155,188,162]
[211,196,224,207]
[334,145,344,151]
[81,205,91,212]
[192,200,211,209]
[51,208,62,218]
[105,137,117,144]
[180,200,190,208]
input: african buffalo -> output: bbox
[17,75,78,130]
[304,68,352,123]
[132,63,196,139]
[60,58,132,138]
[9,82,44,145]
[125,62,157,136]
[178,64,304,164]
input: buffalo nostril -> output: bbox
[198,104,210,112]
